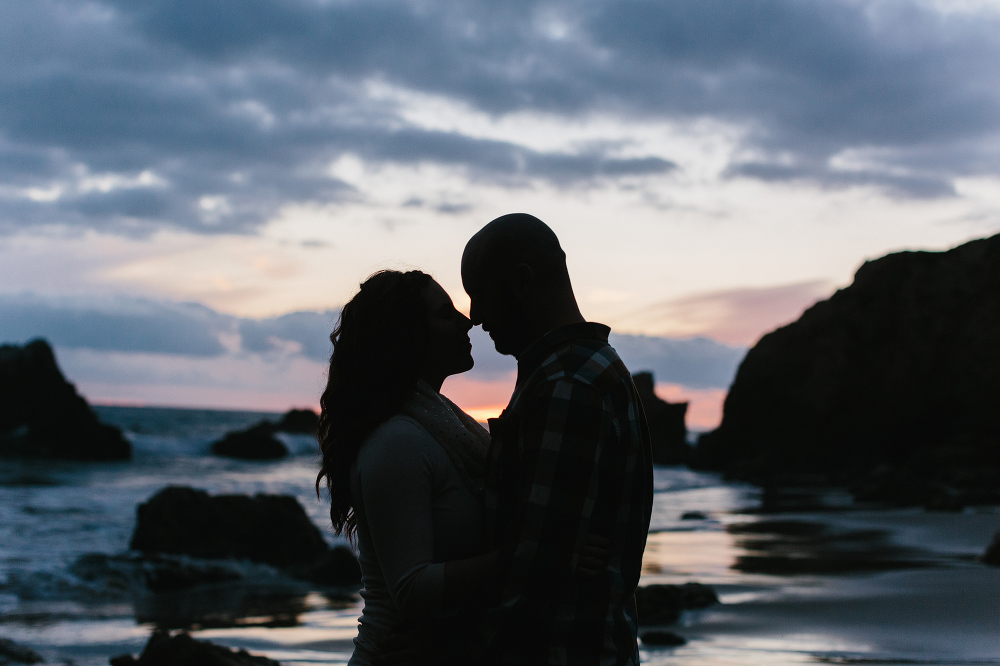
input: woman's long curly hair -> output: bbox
[316,269,434,540]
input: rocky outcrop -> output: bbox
[0,338,130,460]
[634,582,718,626]
[110,630,279,666]
[632,372,688,465]
[275,408,319,434]
[693,234,1000,504]
[130,486,361,586]
[981,532,1000,566]
[0,638,42,664]
[210,408,319,459]
[211,424,288,459]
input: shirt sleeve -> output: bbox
[356,418,445,618]
[498,378,613,616]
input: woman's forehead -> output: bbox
[423,280,453,307]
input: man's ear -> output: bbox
[512,263,535,297]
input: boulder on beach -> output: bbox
[981,532,1000,566]
[130,486,361,585]
[693,233,1000,502]
[632,372,689,465]
[639,630,687,647]
[0,637,42,664]
[211,423,288,459]
[0,338,130,460]
[634,582,718,626]
[275,408,319,434]
[110,630,279,666]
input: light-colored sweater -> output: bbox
[348,414,486,665]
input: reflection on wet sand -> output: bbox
[727,519,934,575]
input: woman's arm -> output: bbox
[441,533,610,607]
[442,549,499,606]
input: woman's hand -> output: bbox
[577,534,611,576]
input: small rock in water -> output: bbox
[640,630,687,646]
[211,423,288,459]
[110,630,280,665]
[680,511,707,520]
[981,531,1000,566]
[634,582,718,626]
[275,408,319,434]
[0,637,43,664]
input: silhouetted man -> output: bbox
[462,213,653,666]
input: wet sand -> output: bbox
[2,449,999,665]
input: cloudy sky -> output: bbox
[2,0,999,428]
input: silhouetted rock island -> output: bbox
[131,486,361,586]
[211,423,288,459]
[0,338,130,460]
[275,408,319,434]
[210,408,319,459]
[632,372,688,464]
[693,234,1000,507]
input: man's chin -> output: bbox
[489,334,518,357]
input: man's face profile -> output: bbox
[463,258,524,357]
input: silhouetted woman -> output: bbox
[316,270,496,665]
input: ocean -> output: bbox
[1,406,998,665]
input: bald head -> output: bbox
[463,213,568,286]
[462,213,583,357]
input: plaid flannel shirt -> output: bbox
[484,323,653,666]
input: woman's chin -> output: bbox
[455,355,475,375]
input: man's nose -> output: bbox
[468,300,483,326]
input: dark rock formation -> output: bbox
[71,552,245,594]
[275,408,319,434]
[639,630,687,647]
[0,637,42,664]
[210,408,319,459]
[634,582,718,626]
[981,532,1000,566]
[110,630,279,666]
[681,511,708,520]
[0,339,130,460]
[632,372,688,465]
[130,486,361,586]
[211,423,287,459]
[694,234,1000,503]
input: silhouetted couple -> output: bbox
[317,214,653,665]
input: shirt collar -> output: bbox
[515,322,611,386]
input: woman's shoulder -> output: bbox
[357,414,437,465]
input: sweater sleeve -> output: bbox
[355,417,445,618]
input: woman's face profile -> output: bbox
[420,280,475,383]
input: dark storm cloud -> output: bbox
[0,294,229,356]
[1,0,998,234]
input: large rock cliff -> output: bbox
[693,234,1000,501]
[0,338,131,460]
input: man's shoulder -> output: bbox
[509,339,632,415]
[535,338,629,389]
